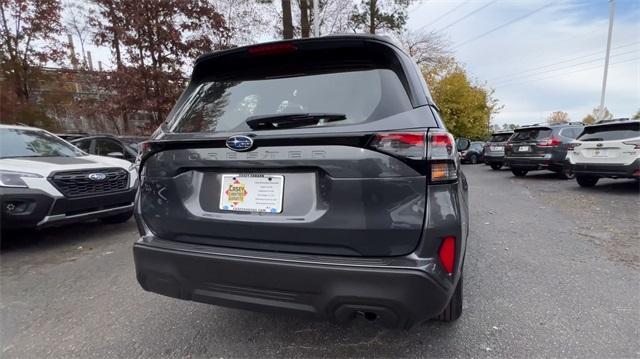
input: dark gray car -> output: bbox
[133,35,469,328]
[505,123,584,178]
[484,131,513,170]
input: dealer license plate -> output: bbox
[219,174,284,213]
[592,149,609,157]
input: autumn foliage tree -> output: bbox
[0,0,66,128]
[423,60,500,139]
[547,111,570,125]
[85,0,228,133]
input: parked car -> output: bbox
[133,35,470,328]
[56,132,90,141]
[71,135,139,162]
[567,119,640,187]
[0,125,138,229]
[484,131,513,170]
[505,123,584,178]
[459,141,485,164]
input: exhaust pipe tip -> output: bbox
[359,311,379,322]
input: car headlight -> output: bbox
[0,170,43,188]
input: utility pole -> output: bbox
[313,0,319,37]
[598,0,616,121]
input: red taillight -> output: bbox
[430,132,454,151]
[247,42,297,56]
[622,140,640,149]
[438,236,456,274]
[538,136,561,147]
[369,132,426,160]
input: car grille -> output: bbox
[49,168,129,198]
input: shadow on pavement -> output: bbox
[0,220,133,253]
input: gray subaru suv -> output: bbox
[133,35,469,328]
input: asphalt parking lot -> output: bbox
[1,165,638,358]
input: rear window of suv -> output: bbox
[578,122,639,141]
[511,128,552,141]
[170,69,412,133]
[489,133,512,142]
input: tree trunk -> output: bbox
[369,0,376,34]
[282,0,293,39]
[300,0,310,38]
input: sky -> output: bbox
[405,0,640,125]
[76,0,639,127]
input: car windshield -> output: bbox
[490,134,512,142]
[511,128,552,141]
[169,69,412,133]
[578,122,639,141]
[0,128,85,158]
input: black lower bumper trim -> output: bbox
[133,240,453,328]
[0,188,53,229]
[51,188,137,215]
[571,159,640,178]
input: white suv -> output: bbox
[0,124,138,229]
[567,120,640,187]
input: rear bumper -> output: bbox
[506,155,561,170]
[484,154,505,164]
[571,159,640,178]
[133,237,455,328]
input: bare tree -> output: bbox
[395,29,450,67]
[65,1,91,66]
[282,0,293,38]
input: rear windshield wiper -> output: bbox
[245,113,347,130]
[582,137,604,141]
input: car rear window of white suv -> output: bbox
[578,122,639,141]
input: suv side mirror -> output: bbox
[107,151,125,159]
[456,139,471,152]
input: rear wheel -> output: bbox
[100,210,133,224]
[436,275,463,322]
[470,154,478,164]
[490,163,502,170]
[512,169,528,177]
[576,175,599,187]
[558,166,575,180]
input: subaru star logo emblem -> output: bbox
[88,173,107,181]
[226,135,254,152]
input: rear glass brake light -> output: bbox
[247,42,297,56]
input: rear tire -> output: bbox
[470,155,478,164]
[490,163,502,170]
[512,169,528,177]
[436,275,463,322]
[100,210,133,224]
[576,175,599,187]
[558,166,575,180]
